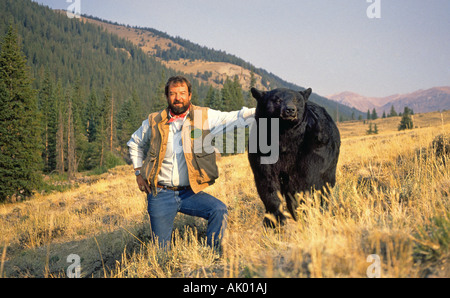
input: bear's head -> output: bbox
[251,88,312,122]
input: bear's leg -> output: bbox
[250,163,287,228]
[285,193,299,221]
[263,209,286,228]
[259,190,287,228]
[279,171,300,221]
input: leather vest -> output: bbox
[141,105,219,196]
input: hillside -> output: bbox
[161,59,266,90]
[74,15,266,91]
[1,110,449,278]
[77,13,363,120]
[76,14,184,56]
[329,86,450,115]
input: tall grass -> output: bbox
[112,124,450,278]
[1,115,449,278]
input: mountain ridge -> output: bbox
[328,86,450,115]
[69,13,267,91]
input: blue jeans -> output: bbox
[147,188,228,249]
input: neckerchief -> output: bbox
[167,106,190,124]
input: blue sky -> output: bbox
[32,0,449,97]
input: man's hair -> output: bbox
[165,76,192,98]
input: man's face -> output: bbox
[167,82,192,115]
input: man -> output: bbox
[127,76,255,250]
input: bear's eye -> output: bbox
[274,98,282,104]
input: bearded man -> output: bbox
[128,76,255,250]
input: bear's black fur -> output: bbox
[248,88,341,227]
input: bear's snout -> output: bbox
[282,105,298,120]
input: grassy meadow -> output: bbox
[1,111,449,278]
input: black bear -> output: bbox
[248,87,341,227]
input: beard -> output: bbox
[169,101,191,115]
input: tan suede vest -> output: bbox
[141,105,219,196]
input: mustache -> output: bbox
[170,101,190,114]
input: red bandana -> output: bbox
[168,108,189,124]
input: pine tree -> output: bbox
[97,88,115,168]
[0,26,42,201]
[190,85,200,106]
[249,71,256,90]
[371,108,378,120]
[54,80,65,175]
[55,104,65,175]
[366,123,379,135]
[230,75,245,110]
[38,69,57,173]
[102,88,116,152]
[389,105,398,117]
[117,89,140,158]
[245,70,257,107]
[205,85,222,110]
[85,89,100,143]
[67,96,76,180]
[221,76,245,111]
[71,79,89,171]
[153,70,167,112]
[398,107,414,131]
[221,77,233,112]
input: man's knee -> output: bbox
[213,201,228,217]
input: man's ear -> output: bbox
[251,88,266,101]
[301,88,312,101]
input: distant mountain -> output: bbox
[328,87,450,115]
[327,91,391,113]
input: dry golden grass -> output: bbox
[337,110,450,140]
[1,111,449,278]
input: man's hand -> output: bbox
[136,174,151,194]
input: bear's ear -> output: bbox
[251,88,266,101]
[301,88,312,101]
